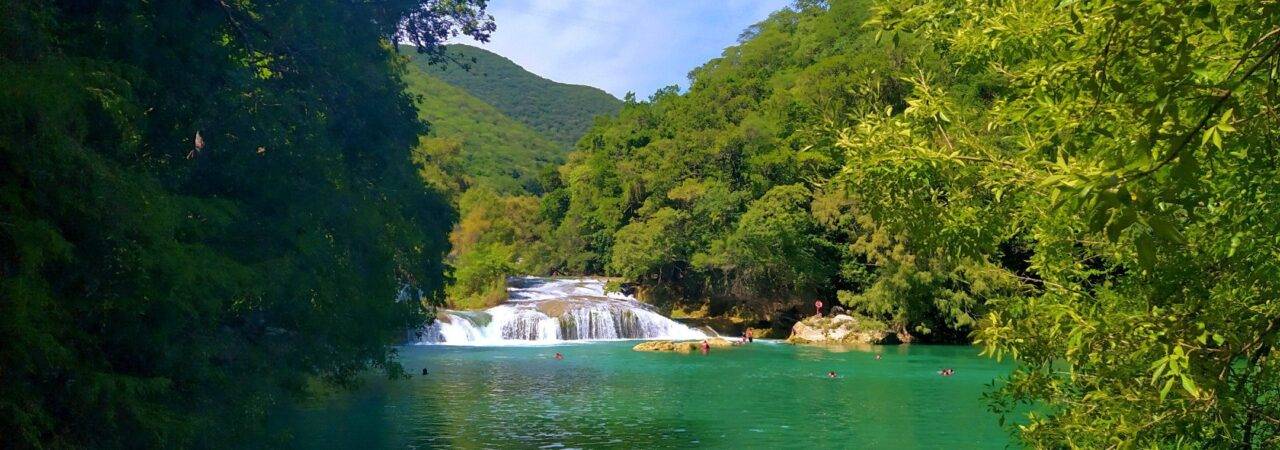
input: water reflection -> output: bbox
[274,342,1012,449]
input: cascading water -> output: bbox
[416,277,706,345]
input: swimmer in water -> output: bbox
[938,368,954,376]
[421,368,429,375]
[700,340,711,355]
[875,354,882,360]
[827,371,837,378]
[554,352,564,360]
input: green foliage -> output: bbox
[446,242,514,310]
[0,1,492,447]
[611,208,688,279]
[400,45,618,306]
[545,0,980,326]
[444,187,553,308]
[403,63,563,194]
[507,0,1280,445]
[408,44,623,148]
[695,185,835,309]
[845,0,1280,446]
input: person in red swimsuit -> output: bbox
[814,299,824,317]
[700,340,710,355]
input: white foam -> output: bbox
[416,277,706,345]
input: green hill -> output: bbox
[405,44,622,148]
[403,63,562,194]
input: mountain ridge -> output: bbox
[402,62,561,194]
[403,44,623,148]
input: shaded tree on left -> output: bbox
[0,1,492,447]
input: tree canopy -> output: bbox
[0,0,491,447]
[454,0,1280,446]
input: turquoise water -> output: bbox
[276,341,1013,449]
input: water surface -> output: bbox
[277,342,1013,449]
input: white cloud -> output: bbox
[453,0,792,98]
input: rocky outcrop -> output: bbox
[633,337,734,353]
[786,314,904,345]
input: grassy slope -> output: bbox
[403,62,562,193]
[407,44,623,148]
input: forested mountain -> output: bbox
[398,46,620,309]
[406,44,622,148]
[456,0,1280,447]
[6,0,1277,447]
[0,1,493,447]
[403,64,562,194]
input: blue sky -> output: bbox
[454,0,792,99]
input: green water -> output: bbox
[276,341,1014,449]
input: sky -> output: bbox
[453,0,793,99]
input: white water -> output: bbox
[416,277,707,345]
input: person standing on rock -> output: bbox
[814,299,824,317]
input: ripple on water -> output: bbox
[278,341,1013,449]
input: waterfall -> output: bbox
[416,277,706,345]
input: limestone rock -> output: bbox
[633,337,733,353]
[786,314,899,345]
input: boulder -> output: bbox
[633,338,734,353]
[786,314,900,345]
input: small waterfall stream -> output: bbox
[416,277,706,345]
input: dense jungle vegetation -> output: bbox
[0,0,493,447]
[450,0,1280,446]
[5,0,1280,447]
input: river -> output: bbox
[274,278,1014,448]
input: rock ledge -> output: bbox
[786,314,908,345]
[633,337,734,353]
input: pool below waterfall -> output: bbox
[274,341,1014,448]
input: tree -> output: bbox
[0,0,493,446]
[853,0,1280,446]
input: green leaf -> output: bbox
[1088,203,1112,233]
[1148,216,1185,243]
[1150,357,1169,383]
[1137,233,1156,269]
[1181,375,1199,397]
[1160,378,1176,401]
[1107,208,1136,242]
[1218,108,1235,130]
